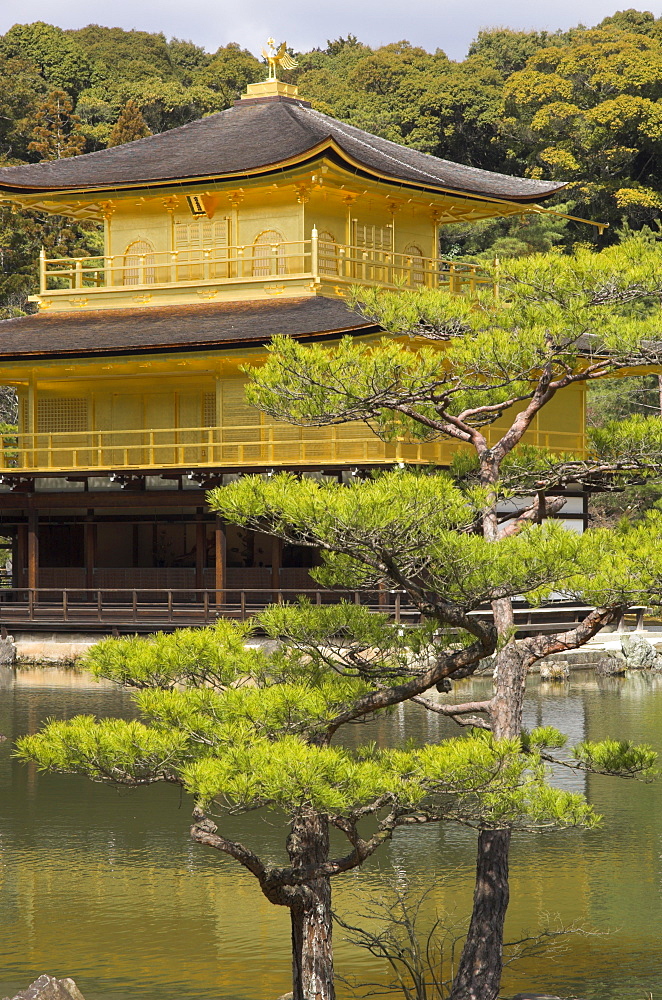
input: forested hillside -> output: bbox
[2,9,662,314]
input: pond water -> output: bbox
[1,666,662,1000]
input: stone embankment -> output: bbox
[3,625,662,671]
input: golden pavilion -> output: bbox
[0,67,585,625]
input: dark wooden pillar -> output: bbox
[85,509,96,591]
[16,524,26,590]
[271,536,282,600]
[214,517,226,606]
[11,531,19,589]
[27,510,38,594]
[132,523,140,567]
[195,509,205,592]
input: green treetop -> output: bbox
[501,24,662,230]
[28,89,86,160]
[0,21,91,96]
[107,99,151,147]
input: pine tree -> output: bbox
[106,99,151,148]
[28,89,86,160]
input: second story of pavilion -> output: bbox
[0,78,565,313]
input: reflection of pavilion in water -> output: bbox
[523,681,588,796]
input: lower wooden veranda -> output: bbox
[0,470,592,634]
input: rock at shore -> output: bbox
[595,651,627,676]
[511,994,587,1000]
[0,634,16,665]
[3,976,86,1000]
[621,635,662,671]
[539,660,570,682]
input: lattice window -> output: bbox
[352,222,393,252]
[222,382,260,444]
[174,219,230,279]
[203,391,217,427]
[404,243,425,286]
[123,239,155,286]
[37,398,88,433]
[174,219,229,251]
[253,229,286,277]
[318,230,338,276]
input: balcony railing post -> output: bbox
[75,260,83,289]
[311,227,319,279]
[39,248,46,293]
[138,255,145,286]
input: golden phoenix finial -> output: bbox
[261,38,298,79]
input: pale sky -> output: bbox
[1,0,661,61]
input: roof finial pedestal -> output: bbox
[242,39,299,100]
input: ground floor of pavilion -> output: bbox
[0,473,589,632]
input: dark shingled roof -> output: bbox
[0,95,564,204]
[0,297,377,361]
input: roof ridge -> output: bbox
[295,103,560,191]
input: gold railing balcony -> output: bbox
[37,231,495,303]
[0,422,585,475]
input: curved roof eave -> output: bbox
[0,134,565,207]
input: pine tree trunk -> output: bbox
[448,828,511,1000]
[450,634,527,1000]
[288,810,335,1000]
